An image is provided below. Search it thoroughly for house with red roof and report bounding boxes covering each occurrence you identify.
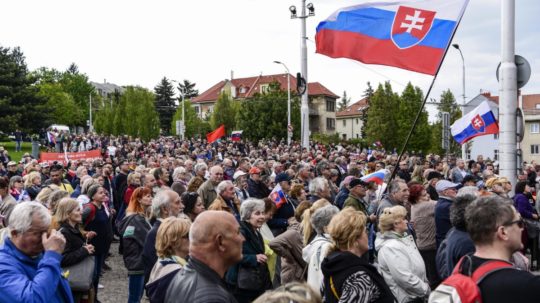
[335,98,368,140]
[191,73,339,134]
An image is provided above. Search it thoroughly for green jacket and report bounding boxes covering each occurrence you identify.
[343,194,368,215]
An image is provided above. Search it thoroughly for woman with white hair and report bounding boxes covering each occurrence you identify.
[226,198,272,303]
[375,205,429,303]
[303,204,339,292]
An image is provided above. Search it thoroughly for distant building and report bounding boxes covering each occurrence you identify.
[465,92,540,164]
[90,80,124,103]
[192,73,339,135]
[335,98,368,140]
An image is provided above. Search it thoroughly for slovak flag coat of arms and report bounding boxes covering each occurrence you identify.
[451,101,499,145]
[315,0,470,75]
[391,6,436,49]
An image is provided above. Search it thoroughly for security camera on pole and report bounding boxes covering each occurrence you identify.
[289,1,315,151]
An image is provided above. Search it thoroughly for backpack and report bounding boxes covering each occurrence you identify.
[429,255,512,303]
[83,203,97,226]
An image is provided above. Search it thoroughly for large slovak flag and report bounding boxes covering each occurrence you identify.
[451,101,499,145]
[315,0,469,75]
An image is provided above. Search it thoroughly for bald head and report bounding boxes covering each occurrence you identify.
[190,210,236,246]
[209,165,224,184]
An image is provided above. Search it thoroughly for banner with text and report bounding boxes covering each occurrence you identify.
[40,150,102,165]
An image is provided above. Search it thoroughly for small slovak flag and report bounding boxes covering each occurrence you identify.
[231,130,243,142]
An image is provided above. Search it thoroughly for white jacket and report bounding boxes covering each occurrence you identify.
[375,231,430,303]
[302,234,332,293]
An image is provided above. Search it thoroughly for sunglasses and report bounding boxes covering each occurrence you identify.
[503,218,524,229]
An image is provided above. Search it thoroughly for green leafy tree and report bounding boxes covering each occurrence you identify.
[365,82,400,150]
[36,82,83,126]
[397,83,431,153]
[154,77,176,134]
[59,63,95,125]
[0,46,48,134]
[171,100,211,138]
[236,81,301,141]
[360,82,374,138]
[210,92,237,131]
[177,79,199,99]
[430,89,463,155]
[338,91,350,111]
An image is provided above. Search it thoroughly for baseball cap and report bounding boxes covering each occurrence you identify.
[349,178,369,188]
[275,172,291,183]
[435,180,460,192]
[233,170,247,180]
[7,161,16,166]
[249,167,261,174]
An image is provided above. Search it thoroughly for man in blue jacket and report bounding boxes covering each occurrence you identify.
[0,201,73,303]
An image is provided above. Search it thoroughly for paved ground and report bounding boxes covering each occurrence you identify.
[98,242,130,303]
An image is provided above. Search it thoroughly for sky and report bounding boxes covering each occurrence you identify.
[2,0,539,121]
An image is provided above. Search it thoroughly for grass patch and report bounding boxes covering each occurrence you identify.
[0,141,34,162]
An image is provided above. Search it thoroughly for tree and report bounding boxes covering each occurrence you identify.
[154,77,176,134]
[430,89,463,155]
[360,82,374,138]
[338,91,350,111]
[365,82,400,150]
[210,92,237,131]
[396,83,431,153]
[236,81,301,141]
[36,82,83,126]
[0,46,49,134]
[59,63,95,126]
[171,100,211,138]
[177,79,199,99]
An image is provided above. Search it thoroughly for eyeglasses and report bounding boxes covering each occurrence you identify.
[503,218,524,229]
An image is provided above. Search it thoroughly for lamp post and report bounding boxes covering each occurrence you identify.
[171,79,185,140]
[452,43,467,160]
[290,1,315,151]
[274,61,291,146]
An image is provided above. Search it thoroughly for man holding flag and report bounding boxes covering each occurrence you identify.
[268,172,297,236]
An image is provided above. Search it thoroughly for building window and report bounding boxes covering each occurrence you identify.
[342,134,347,140]
[326,118,335,130]
[342,120,346,127]
[494,149,499,161]
[356,134,359,138]
[260,84,269,94]
[326,100,335,112]
[536,104,540,109]
[531,145,540,155]
[356,118,359,124]
[531,123,540,134]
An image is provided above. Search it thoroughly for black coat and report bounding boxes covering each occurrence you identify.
[59,222,90,267]
[247,178,270,199]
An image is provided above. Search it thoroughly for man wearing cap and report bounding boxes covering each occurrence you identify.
[343,179,370,215]
[6,161,19,180]
[233,171,250,203]
[247,167,270,199]
[434,179,459,248]
[268,172,296,235]
[426,171,443,201]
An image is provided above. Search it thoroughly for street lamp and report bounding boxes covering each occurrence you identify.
[289,1,315,151]
[452,43,467,160]
[171,79,185,140]
[274,61,292,146]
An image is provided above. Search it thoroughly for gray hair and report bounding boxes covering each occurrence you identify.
[151,190,172,219]
[216,180,233,194]
[309,177,329,195]
[240,198,265,221]
[194,162,208,173]
[8,201,51,234]
[388,180,405,196]
[311,205,339,235]
[172,166,186,181]
[81,177,99,195]
[457,186,479,198]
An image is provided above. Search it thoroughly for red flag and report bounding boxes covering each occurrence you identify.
[206,124,226,143]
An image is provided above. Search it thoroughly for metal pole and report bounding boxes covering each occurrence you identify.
[274,61,292,146]
[181,91,185,140]
[499,0,517,187]
[454,45,467,160]
[300,0,310,151]
[89,93,93,132]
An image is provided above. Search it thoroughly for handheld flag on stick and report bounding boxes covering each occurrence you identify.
[231,130,243,142]
[315,0,469,75]
[206,125,226,144]
[269,184,287,209]
[47,132,56,145]
[361,169,389,185]
[451,101,499,144]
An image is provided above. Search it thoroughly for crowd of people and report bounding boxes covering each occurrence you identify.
[1,134,540,303]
